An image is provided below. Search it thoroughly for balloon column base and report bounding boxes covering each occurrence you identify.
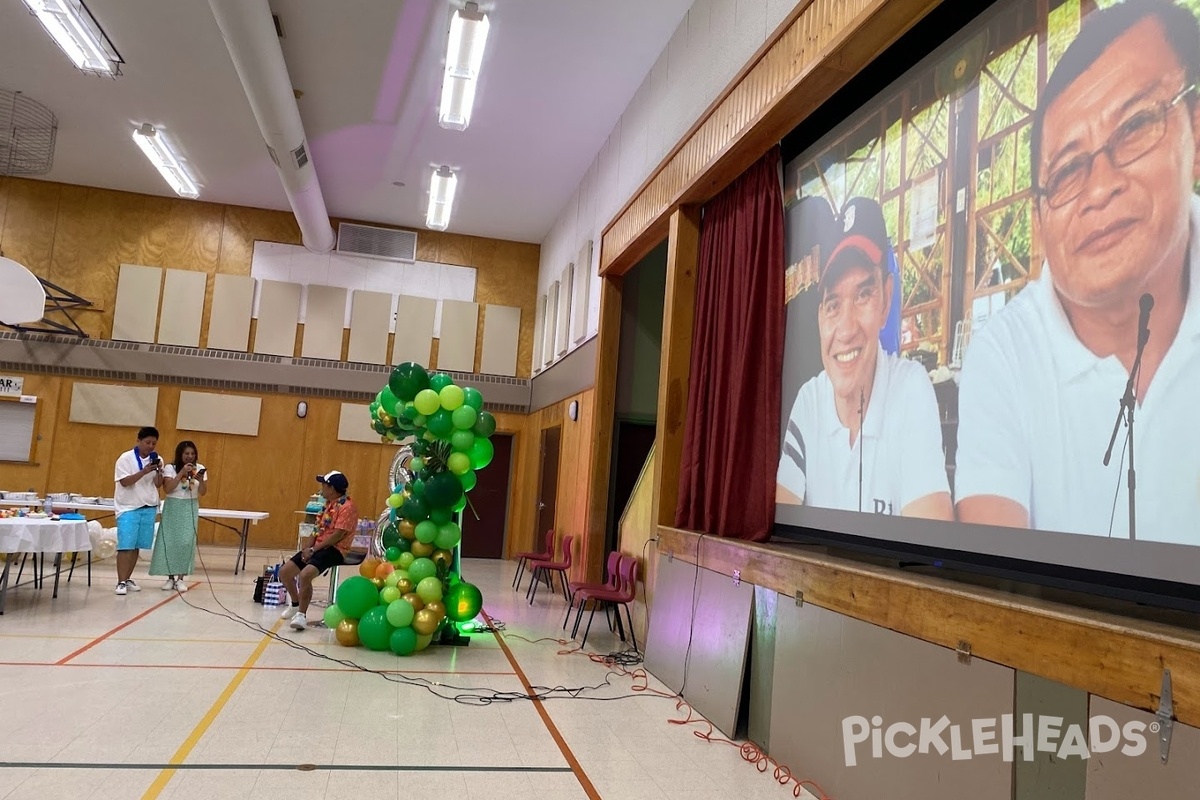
[436,627,470,647]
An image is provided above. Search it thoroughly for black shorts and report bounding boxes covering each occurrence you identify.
[290,548,345,575]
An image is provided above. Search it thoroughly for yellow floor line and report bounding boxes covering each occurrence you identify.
[139,620,282,799]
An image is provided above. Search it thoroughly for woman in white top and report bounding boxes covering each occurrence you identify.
[149,441,208,591]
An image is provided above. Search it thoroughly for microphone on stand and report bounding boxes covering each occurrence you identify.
[858,386,865,513]
[1103,292,1153,538]
[1138,292,1154,344]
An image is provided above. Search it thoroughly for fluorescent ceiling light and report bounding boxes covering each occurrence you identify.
[132,124,200,199]
[21,0,122,76]
[438,3,490,131]
[426,166,457,231]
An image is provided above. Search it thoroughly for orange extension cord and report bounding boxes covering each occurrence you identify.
[506,632,833,800]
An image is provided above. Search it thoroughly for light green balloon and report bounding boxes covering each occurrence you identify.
[408,557,437,583]
[434,521,462,550]
[416,576,444,603]
[414,388,441,416]
[386,599,415,628]
[439,384,465,411]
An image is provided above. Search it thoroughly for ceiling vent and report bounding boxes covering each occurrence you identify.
[337,223,417,263]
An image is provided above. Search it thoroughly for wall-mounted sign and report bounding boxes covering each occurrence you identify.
[0,376,24,397]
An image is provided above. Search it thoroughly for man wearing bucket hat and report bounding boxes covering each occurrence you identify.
[776,196,953,519]
[278,471,359,630]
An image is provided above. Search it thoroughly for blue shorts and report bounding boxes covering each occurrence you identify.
[117,506,158,551]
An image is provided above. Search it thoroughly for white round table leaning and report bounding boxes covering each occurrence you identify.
[0,518,91,614]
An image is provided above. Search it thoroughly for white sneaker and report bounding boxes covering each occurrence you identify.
[289,612,307,631]
[174,579,188,593]
[125,579,141,592]
[162,578,175,591]
[280,605,298,620]
[115,581,127,595]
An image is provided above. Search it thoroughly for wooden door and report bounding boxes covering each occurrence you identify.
[535,425,561,546]
[460,434,513,559]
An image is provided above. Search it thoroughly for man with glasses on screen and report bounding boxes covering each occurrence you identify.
[956,0,1200,544]
[776,197,953,520]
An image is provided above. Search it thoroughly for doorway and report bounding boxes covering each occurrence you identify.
[535,425,562,548]
[606,419,657,554]
[461,434,513,559]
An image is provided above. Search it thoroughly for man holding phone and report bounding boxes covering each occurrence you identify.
[113,426,164,595]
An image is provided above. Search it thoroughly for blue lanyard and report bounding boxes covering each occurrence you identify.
[133,448,144,470]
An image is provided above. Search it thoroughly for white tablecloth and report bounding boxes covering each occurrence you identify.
[0,519,91,554]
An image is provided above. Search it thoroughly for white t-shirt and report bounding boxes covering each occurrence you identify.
[954,195,1200,545]
[777,345,951,514]
[163,463,206,500]
[113,449,161,518]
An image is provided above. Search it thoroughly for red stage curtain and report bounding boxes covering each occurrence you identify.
[674,146,784,542]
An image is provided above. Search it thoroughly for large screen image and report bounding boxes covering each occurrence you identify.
[775,0,1200,587]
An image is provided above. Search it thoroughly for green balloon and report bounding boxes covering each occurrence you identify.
[408,557,437,583]
[323,604,347,628]
[411,413,428,429]
[454,496,466,512]
[385,546,403,563]
[447,452,471,476]
[409,478,425,498]
[460,470,477,493]
[451,405,477,431]
[450,429,475,453]
[445,581,484,622]
[398,552,415,570]
[427,409,454,438]
[386,599,415,628]
[473,410,497,438]
[416,576,444,603]
[336,576,380,620]
[462,386,484,411]
[469,437,494,470]
[414,389,441,416]
[434,521,462,550]
[402,496,429,522]
[358,606,394,651]
[429,373,454,393]
[380,386,400,415]
[410,457,425,473]
[389,362,430,402]
[389,625,418,656]
[425,471,463,508]
[415,520,438,544]
[392,537,411,555]
[430,507,453,526]
[440,384,465,412]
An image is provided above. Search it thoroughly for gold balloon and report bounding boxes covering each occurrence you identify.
[371,577,385,589]
[335,619,359,647]
[396,578,414,595]
[399,520,417,541]
[410,540,434,558]
[379,412,395,428]
[425,601,447,622]
[412,608,441,636]
[431,549,453,569]
[415,633,433,651]
[402,592,425,612]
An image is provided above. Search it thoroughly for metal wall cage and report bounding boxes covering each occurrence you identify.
[0,89,57,176]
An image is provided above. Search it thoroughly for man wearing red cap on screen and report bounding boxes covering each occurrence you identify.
[279,471,359,630]
[776,197,953,520]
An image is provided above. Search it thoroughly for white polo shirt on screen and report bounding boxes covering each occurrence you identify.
[954,196,1200,545]
[777,345,951,515]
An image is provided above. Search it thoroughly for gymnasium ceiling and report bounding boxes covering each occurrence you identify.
[0,0,693,243]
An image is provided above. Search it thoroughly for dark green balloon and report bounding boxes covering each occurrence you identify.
[430,507,453,526]
[388,362,430,402]
[425,471,463,508]
[401,496,429,522]
[427,409,454,438]
[381,523,401,549]
[473,410,497,438]
[462,386,484,411]
[409,478,425,498]
[429,372,454,393]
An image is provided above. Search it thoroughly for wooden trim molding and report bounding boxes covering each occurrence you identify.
[581,276,623,581]
[657,526,1200,728]
[599,0,942,276]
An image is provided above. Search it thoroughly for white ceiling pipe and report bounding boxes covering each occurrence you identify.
[207,0,335,253]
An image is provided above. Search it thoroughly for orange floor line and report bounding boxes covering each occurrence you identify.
[0,660,517,676]
[482,608,601,800]
[54,582,199,665]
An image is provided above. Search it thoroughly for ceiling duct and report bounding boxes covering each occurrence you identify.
[207,0,334,253]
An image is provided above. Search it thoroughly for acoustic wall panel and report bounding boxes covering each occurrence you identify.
[253,280,302,356]
[338,402,390,444]
[207,274,255,351]
[543,281,558,369]
[572,240,593,344]
[347,290,392,365]
[392,295,436,366]
[177,391,262,436]
[480,305,521,377]
[437,300,479,373]
[156,269,206,347]
[111,264,163,343]
[532,294,546,373]
[69,383,158,427]
[556,264,573,357]
[300,285,347,360]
